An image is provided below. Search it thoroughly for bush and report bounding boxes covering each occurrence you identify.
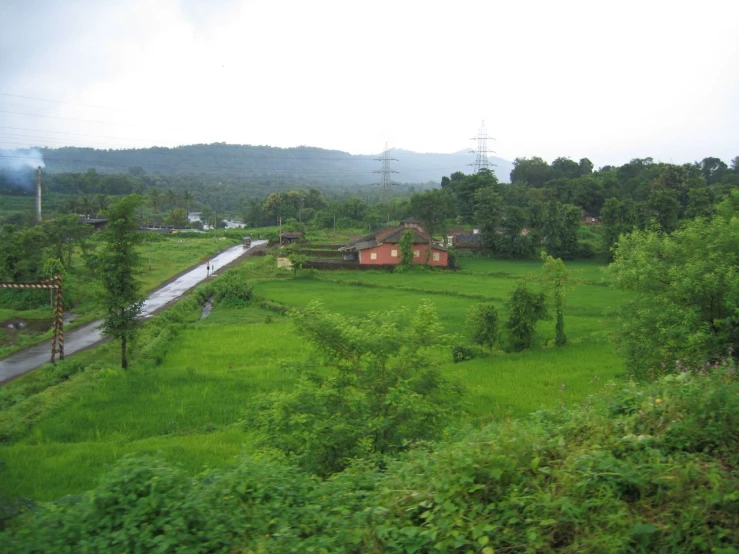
[213,271,253,308]
[451,344,478,363]
[467,302,499,349]
[446,247,460,269]
[255,301,462,475]
[505,281,549,352]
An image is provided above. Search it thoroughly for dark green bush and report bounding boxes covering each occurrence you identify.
[451,344,478,363]
[213,271,253,308]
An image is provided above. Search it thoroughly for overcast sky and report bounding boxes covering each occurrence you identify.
[1,0,737,167]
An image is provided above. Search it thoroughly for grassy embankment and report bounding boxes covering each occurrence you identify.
[0,234,239,358]
[0,254,629,500]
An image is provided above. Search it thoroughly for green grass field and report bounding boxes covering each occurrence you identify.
[0,255,629,501]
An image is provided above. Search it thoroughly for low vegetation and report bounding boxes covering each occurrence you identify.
[2,368,737,553]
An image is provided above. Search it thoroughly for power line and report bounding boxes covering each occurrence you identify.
[0,92,144,113]
[0,125,186,145]
[0,109,192,133]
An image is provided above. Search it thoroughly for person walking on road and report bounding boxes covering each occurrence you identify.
[206,262,210,276]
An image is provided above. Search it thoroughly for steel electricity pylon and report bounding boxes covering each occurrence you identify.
[469,120,496,173]
[374,143,399,203]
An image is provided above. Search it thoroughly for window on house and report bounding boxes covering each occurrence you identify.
[391,249,398,257]
[433,252,440,261]
[413,250,420,258]
[370,252,377,260]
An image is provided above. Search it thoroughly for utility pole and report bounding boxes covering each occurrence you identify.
[374,143,399,204]
[36,166,42,223]
[469,120,496,173]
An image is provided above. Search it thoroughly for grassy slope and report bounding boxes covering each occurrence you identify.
[0,256,629,500]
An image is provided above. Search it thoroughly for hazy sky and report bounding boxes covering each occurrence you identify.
[1,0,737,167]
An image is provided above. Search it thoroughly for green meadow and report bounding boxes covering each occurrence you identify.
[0,255,630,501]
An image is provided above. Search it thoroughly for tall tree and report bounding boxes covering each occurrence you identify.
[442,169,498,222]
[540,252,570,346]
[182,190,193,212]
[166,189,178,213]
[578,158,594,176]
[550,157,581,180]
[474,187,503,249]
[148,189,163,214]
[510,157,551,187]
[98,195,145,369]
[505,282,549,352]
[410,189,453,260]
[700,157,728,186]
[608,192,739,378]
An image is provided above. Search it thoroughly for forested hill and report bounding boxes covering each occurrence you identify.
[34,144,513,185]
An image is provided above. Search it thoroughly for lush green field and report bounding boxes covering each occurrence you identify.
[0,255,629,501]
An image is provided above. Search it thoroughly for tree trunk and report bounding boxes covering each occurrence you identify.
[121,336,128,369]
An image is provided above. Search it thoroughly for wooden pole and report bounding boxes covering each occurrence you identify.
[0,276,64,364]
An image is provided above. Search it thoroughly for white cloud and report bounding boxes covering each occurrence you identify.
[1,0,737,166]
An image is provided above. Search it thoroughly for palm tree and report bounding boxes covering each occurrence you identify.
[64,197,80,215]
[148,190,163,214]
[182,190,193,213]
[166,189,178,213]
[79,195,92,218]
[96,194,109,215]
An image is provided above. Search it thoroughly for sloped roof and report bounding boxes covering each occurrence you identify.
[343,223,448,252]
[357,224,430,245]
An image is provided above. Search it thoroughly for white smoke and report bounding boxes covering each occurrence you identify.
[0,148,45,191]
[0,148,45,171]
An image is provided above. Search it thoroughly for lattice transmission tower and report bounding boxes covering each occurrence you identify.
[469,120,496,173]
[374,143,399,203]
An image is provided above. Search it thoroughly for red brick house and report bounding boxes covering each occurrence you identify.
[340,221,448,267]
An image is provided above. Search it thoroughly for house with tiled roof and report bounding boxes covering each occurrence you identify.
[339,220,448,267]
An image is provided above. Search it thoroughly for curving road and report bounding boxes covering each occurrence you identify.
[0,240,267,384]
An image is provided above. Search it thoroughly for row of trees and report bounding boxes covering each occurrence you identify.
[0,215,92,284]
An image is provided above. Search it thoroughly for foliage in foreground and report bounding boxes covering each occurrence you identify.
[609,192,739,379]
[2,368,738,553]
[255,300,463,475]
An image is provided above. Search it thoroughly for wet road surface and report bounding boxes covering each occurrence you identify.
[0,240,267,384]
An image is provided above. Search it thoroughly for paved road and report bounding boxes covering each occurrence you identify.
[0,240,267,384]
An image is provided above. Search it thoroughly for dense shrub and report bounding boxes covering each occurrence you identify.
[212,271,253,308]
[609,196,739,379]
[3,370,738,553]
[255,301,462,475]
[467,302,500,349]
[505,281,549,352]
[451,343,478,363]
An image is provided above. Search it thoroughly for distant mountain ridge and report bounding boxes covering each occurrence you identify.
[31,144,513,185]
